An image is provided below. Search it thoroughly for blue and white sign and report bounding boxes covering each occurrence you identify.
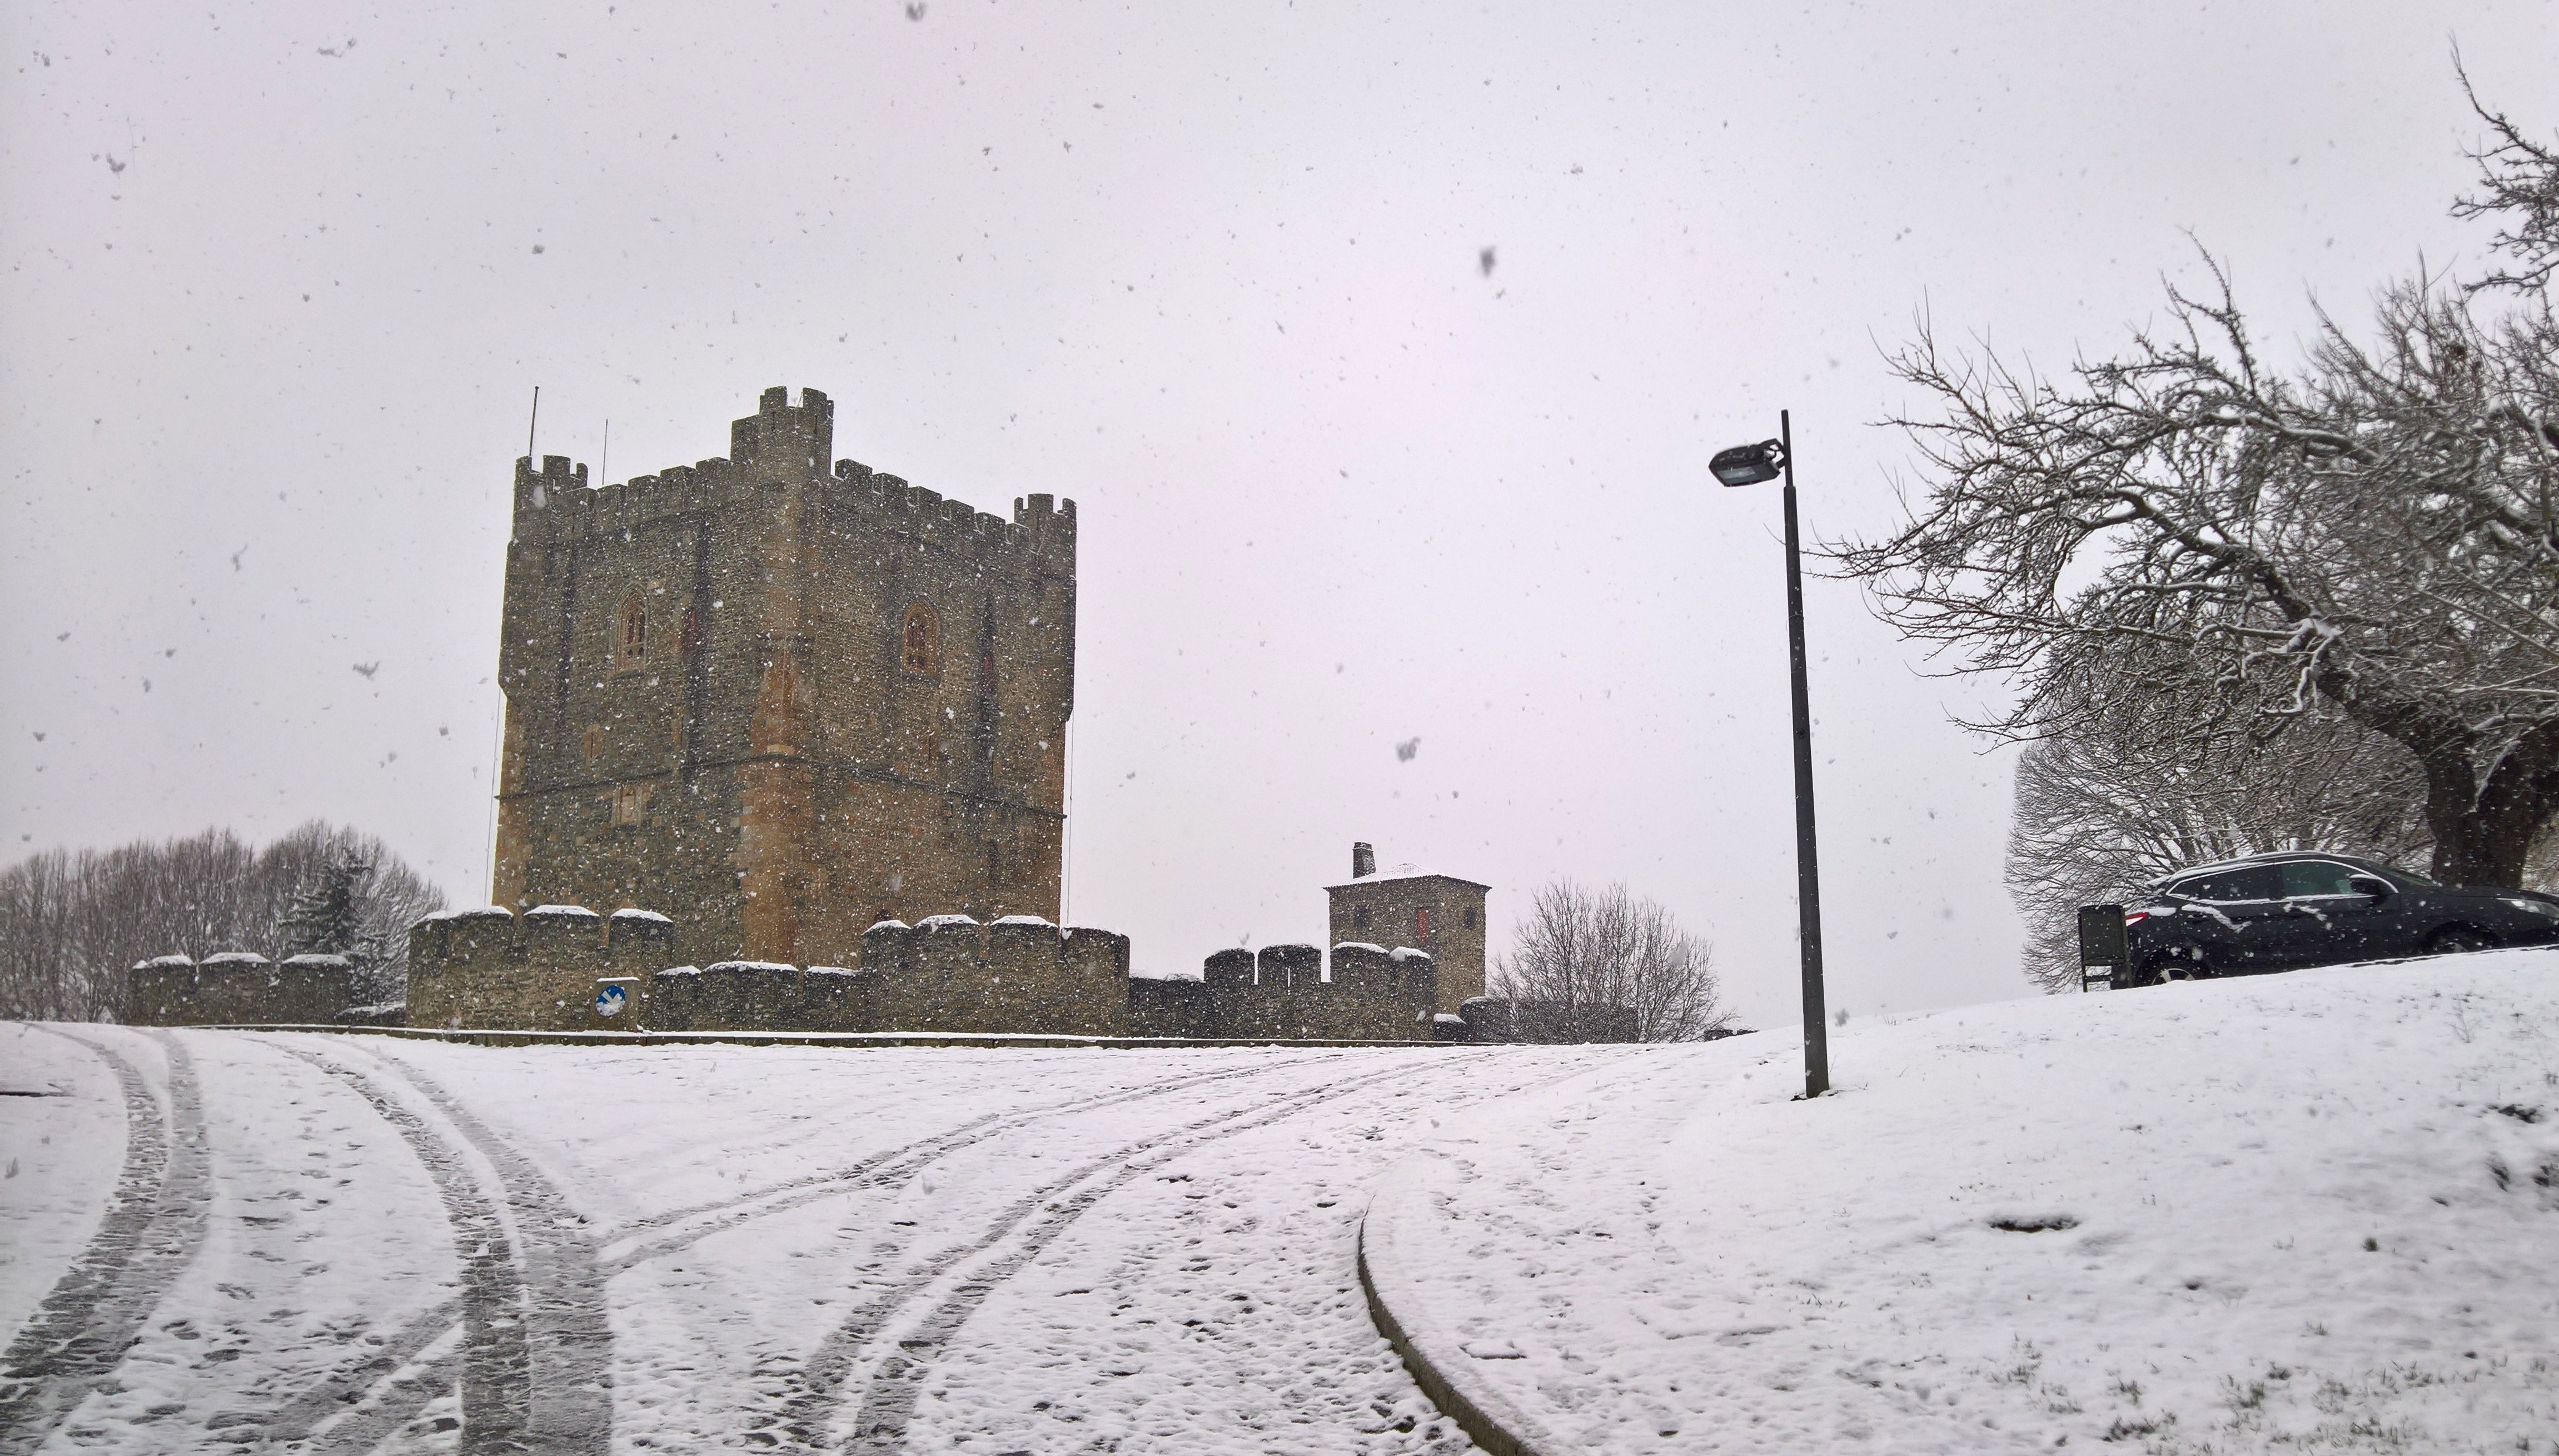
[595,984,628,1018]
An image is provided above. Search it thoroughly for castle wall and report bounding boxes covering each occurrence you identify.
[404,905,677,1031]
[125,905,1448,1040]
[1126,976,1217,1038]
[123,953,364,1026]
[858,916,1129,1036]
[127,956,198,1025]
[395,905,1432,1041]
[1151,942,1438,1041]
[491,386,1077,974]
[646,963,875,1034]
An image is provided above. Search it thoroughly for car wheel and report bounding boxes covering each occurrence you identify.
[2158,951,2211,983]
[2425,926,2497,956]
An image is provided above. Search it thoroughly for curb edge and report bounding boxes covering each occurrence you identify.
[1356,1208,1541,1456]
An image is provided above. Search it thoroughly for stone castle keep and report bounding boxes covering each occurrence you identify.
[492,386,1074,969]
[129,386,1511,1043]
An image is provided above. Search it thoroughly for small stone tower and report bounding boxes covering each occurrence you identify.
[1326,843,1489,1014]
[490,386,1077,969]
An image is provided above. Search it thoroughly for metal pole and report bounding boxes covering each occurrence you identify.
[1780,408,1830,1098]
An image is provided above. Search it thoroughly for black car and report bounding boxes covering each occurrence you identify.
[2091,851,2559,988]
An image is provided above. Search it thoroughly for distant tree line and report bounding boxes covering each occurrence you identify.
[1829,76,2559,991]
[0,822,447,1021]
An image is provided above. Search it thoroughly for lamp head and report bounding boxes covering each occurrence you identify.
[1711,439,1786,487]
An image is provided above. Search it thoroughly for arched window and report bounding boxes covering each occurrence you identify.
[901,602,940,676]
[617,592,648,663]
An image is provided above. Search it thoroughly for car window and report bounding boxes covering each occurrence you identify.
[2167,865,2282,902]
[2281,861,2363,897]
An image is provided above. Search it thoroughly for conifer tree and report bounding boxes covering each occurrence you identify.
[277,854,384,966]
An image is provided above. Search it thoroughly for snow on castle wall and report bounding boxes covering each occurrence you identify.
[132,905,1437,1041]
[402,904,1138,1035]
[404,904,678,1031]
[125,951,364,1026]
[397,906,1433,1039]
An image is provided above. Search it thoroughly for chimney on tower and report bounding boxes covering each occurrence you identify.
[1352,842,1376,879]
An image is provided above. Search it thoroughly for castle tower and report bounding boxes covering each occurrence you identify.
[489,386,1077,969]
[1326,844,1489,1014]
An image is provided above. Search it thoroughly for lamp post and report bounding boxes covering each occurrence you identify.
[1709,411,1829,1099]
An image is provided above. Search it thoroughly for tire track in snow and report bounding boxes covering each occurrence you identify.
[271,1046,537,1454]
[369,1051,616,1456]
[768,1055,1461,1452]
[258,1049,1362,1445]
[609,1053,1360,1271]
[845,1047,1631,1456]
[0,1029,210,1455]
[280,1317,468,1453]
[280,1043,612,1455]
[250,1297,461,1448]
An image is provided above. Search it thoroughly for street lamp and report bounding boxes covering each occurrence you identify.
[1711,410,1829,1099]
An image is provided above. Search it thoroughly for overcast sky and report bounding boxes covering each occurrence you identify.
[4,0,2553,1026]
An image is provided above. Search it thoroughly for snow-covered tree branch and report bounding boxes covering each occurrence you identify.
[1833,98,2559,887]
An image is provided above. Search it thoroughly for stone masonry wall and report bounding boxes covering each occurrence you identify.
[646,963,874,1033]
[1326,874,1489,1015]
[1129,943,1438,1041]
[490,386,1077,975]
[125,953,364,1026]
[857,916,1131,1036]
[405,906,1136,1036]
[405,904,678,1031]
[401,906,1433,1040]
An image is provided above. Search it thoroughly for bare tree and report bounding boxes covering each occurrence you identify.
[0,822,447,1020]
[1491,880,1729,1042]
[0,849,92,1022]
[1832,94,2559,888]
[2454,68,2559,295]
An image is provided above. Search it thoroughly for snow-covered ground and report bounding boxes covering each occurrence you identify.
[1365,951,2559,1455]
[0,1027,1631,1453]
[7,955,2552,1454]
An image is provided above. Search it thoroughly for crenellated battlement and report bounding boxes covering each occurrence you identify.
[728,385,834,480]
[856,915,1129,1036]
[502,386,1075,577]
[1129,942,1439,1040]
[125,951,366,1026]
[397,902,1431,1041]
[406,904,677,1031]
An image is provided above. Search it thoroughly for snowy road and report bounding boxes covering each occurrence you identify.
[0,1026,1634,1454]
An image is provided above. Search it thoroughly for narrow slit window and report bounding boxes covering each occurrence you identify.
[902,602,941,676]
[618,592,648,662]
